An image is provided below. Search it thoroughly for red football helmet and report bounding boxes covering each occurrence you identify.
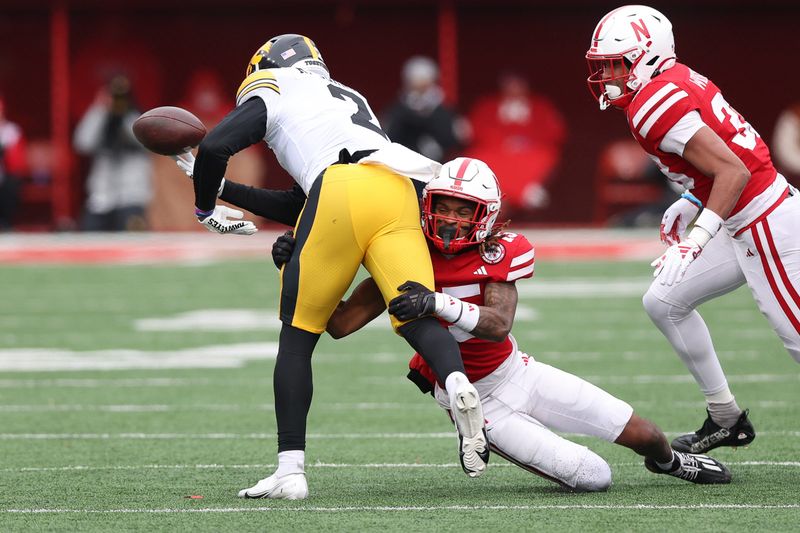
[422,157,502,253]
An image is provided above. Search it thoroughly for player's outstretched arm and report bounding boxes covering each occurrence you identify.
[326,278,387,339]
[193,98,267,212]
[220,182,306,227]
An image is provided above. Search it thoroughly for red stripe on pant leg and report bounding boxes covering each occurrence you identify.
[761,218,800,313]
[489,444,571,490]
[751,224,800,335]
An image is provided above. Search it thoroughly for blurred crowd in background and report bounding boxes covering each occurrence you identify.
[1,1,798,232]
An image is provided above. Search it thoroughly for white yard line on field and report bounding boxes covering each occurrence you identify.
[0,343,278,371]
[0,372,795,390]
[2,461,799,474]
[359,373,800,386]
[1,431,799,440]
[2,504,799,514]
[0,402,433,413]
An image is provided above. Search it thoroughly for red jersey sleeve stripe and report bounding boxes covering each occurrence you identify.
[631,82,679,128]
[639,90,688,138]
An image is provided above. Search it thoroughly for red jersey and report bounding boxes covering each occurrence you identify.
[626,63,778,221]
[408,232,535,387]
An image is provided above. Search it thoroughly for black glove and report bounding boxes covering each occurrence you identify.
[387,280,436,321]
[272,230,296,269]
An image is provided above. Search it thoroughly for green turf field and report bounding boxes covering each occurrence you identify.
[1,259,798,531]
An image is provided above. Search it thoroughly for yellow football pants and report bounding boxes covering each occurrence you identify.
[280,163,434,334]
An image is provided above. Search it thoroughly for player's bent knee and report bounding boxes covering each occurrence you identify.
[573,450,612,492]
[642,289,667,320]
[786,342,800,364]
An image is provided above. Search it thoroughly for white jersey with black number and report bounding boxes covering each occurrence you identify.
[235,67,391,194]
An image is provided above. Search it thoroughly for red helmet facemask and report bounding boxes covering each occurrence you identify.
[422,193,489,254]
[585,52,640,110]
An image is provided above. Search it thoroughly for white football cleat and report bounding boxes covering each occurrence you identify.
[450,380,489,477]
[237,472,308,500]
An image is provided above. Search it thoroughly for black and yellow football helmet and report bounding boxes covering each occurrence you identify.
[246,34,327,77]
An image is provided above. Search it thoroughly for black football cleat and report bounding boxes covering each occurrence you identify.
[671,409,755,454]
[645,451,732,484]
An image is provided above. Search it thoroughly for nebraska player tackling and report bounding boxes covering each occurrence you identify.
[308,157,731,490]
[587,5,800,453]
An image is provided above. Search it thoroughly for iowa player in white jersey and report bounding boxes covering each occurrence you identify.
[189,34,488,500]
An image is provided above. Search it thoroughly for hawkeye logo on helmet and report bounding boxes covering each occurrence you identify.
[281,49,297,60]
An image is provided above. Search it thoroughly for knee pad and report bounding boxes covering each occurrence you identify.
[572,448,612,492]
[642,288,691,323]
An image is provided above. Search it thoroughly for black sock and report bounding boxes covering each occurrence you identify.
[398,317,465,383]
[273,324,320,452]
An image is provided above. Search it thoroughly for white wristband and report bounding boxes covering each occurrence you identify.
[434,292,480,332]
[688,207,723,247]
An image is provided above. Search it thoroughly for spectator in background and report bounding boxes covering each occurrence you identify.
[383,56,467,163]
[74,75,152,231]
[0,96,27,230]
[466,72,566,218]
[148,69,266,231]
[772,103,800,185]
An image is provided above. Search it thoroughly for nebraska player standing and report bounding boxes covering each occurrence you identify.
[309,157,731,490]
[587,5,800,453]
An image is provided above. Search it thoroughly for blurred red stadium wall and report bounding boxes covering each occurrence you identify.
[3,0,800,227]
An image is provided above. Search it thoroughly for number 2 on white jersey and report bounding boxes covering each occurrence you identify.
[711,93,759,150]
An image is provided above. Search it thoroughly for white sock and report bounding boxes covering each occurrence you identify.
[655,450,676,471]
[707,397,742,428]
[444,371,469,401]
[275,450,305,476]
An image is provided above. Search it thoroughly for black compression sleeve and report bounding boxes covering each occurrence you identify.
[193,98,267,211]
[219,182,306,226]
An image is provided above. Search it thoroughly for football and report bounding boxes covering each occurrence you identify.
[132,106,206,156]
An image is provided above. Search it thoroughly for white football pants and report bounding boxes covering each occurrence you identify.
[434,349,633,492]
[644,186,800,396]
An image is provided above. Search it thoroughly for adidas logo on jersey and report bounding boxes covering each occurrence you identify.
[473,266,488,276]
[746,248,756,258]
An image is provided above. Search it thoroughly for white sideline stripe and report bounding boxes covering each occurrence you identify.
[639,91,688,138]
[3,461,799,474]
[2,431,800,440]
[3,504,799,514]
[631,83,679,127]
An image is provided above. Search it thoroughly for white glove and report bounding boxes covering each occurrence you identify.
[172,151,195,177]
[660,197,700,245]
[651,239,703,285]
[196,205,257,235]
[172,151,225,196]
